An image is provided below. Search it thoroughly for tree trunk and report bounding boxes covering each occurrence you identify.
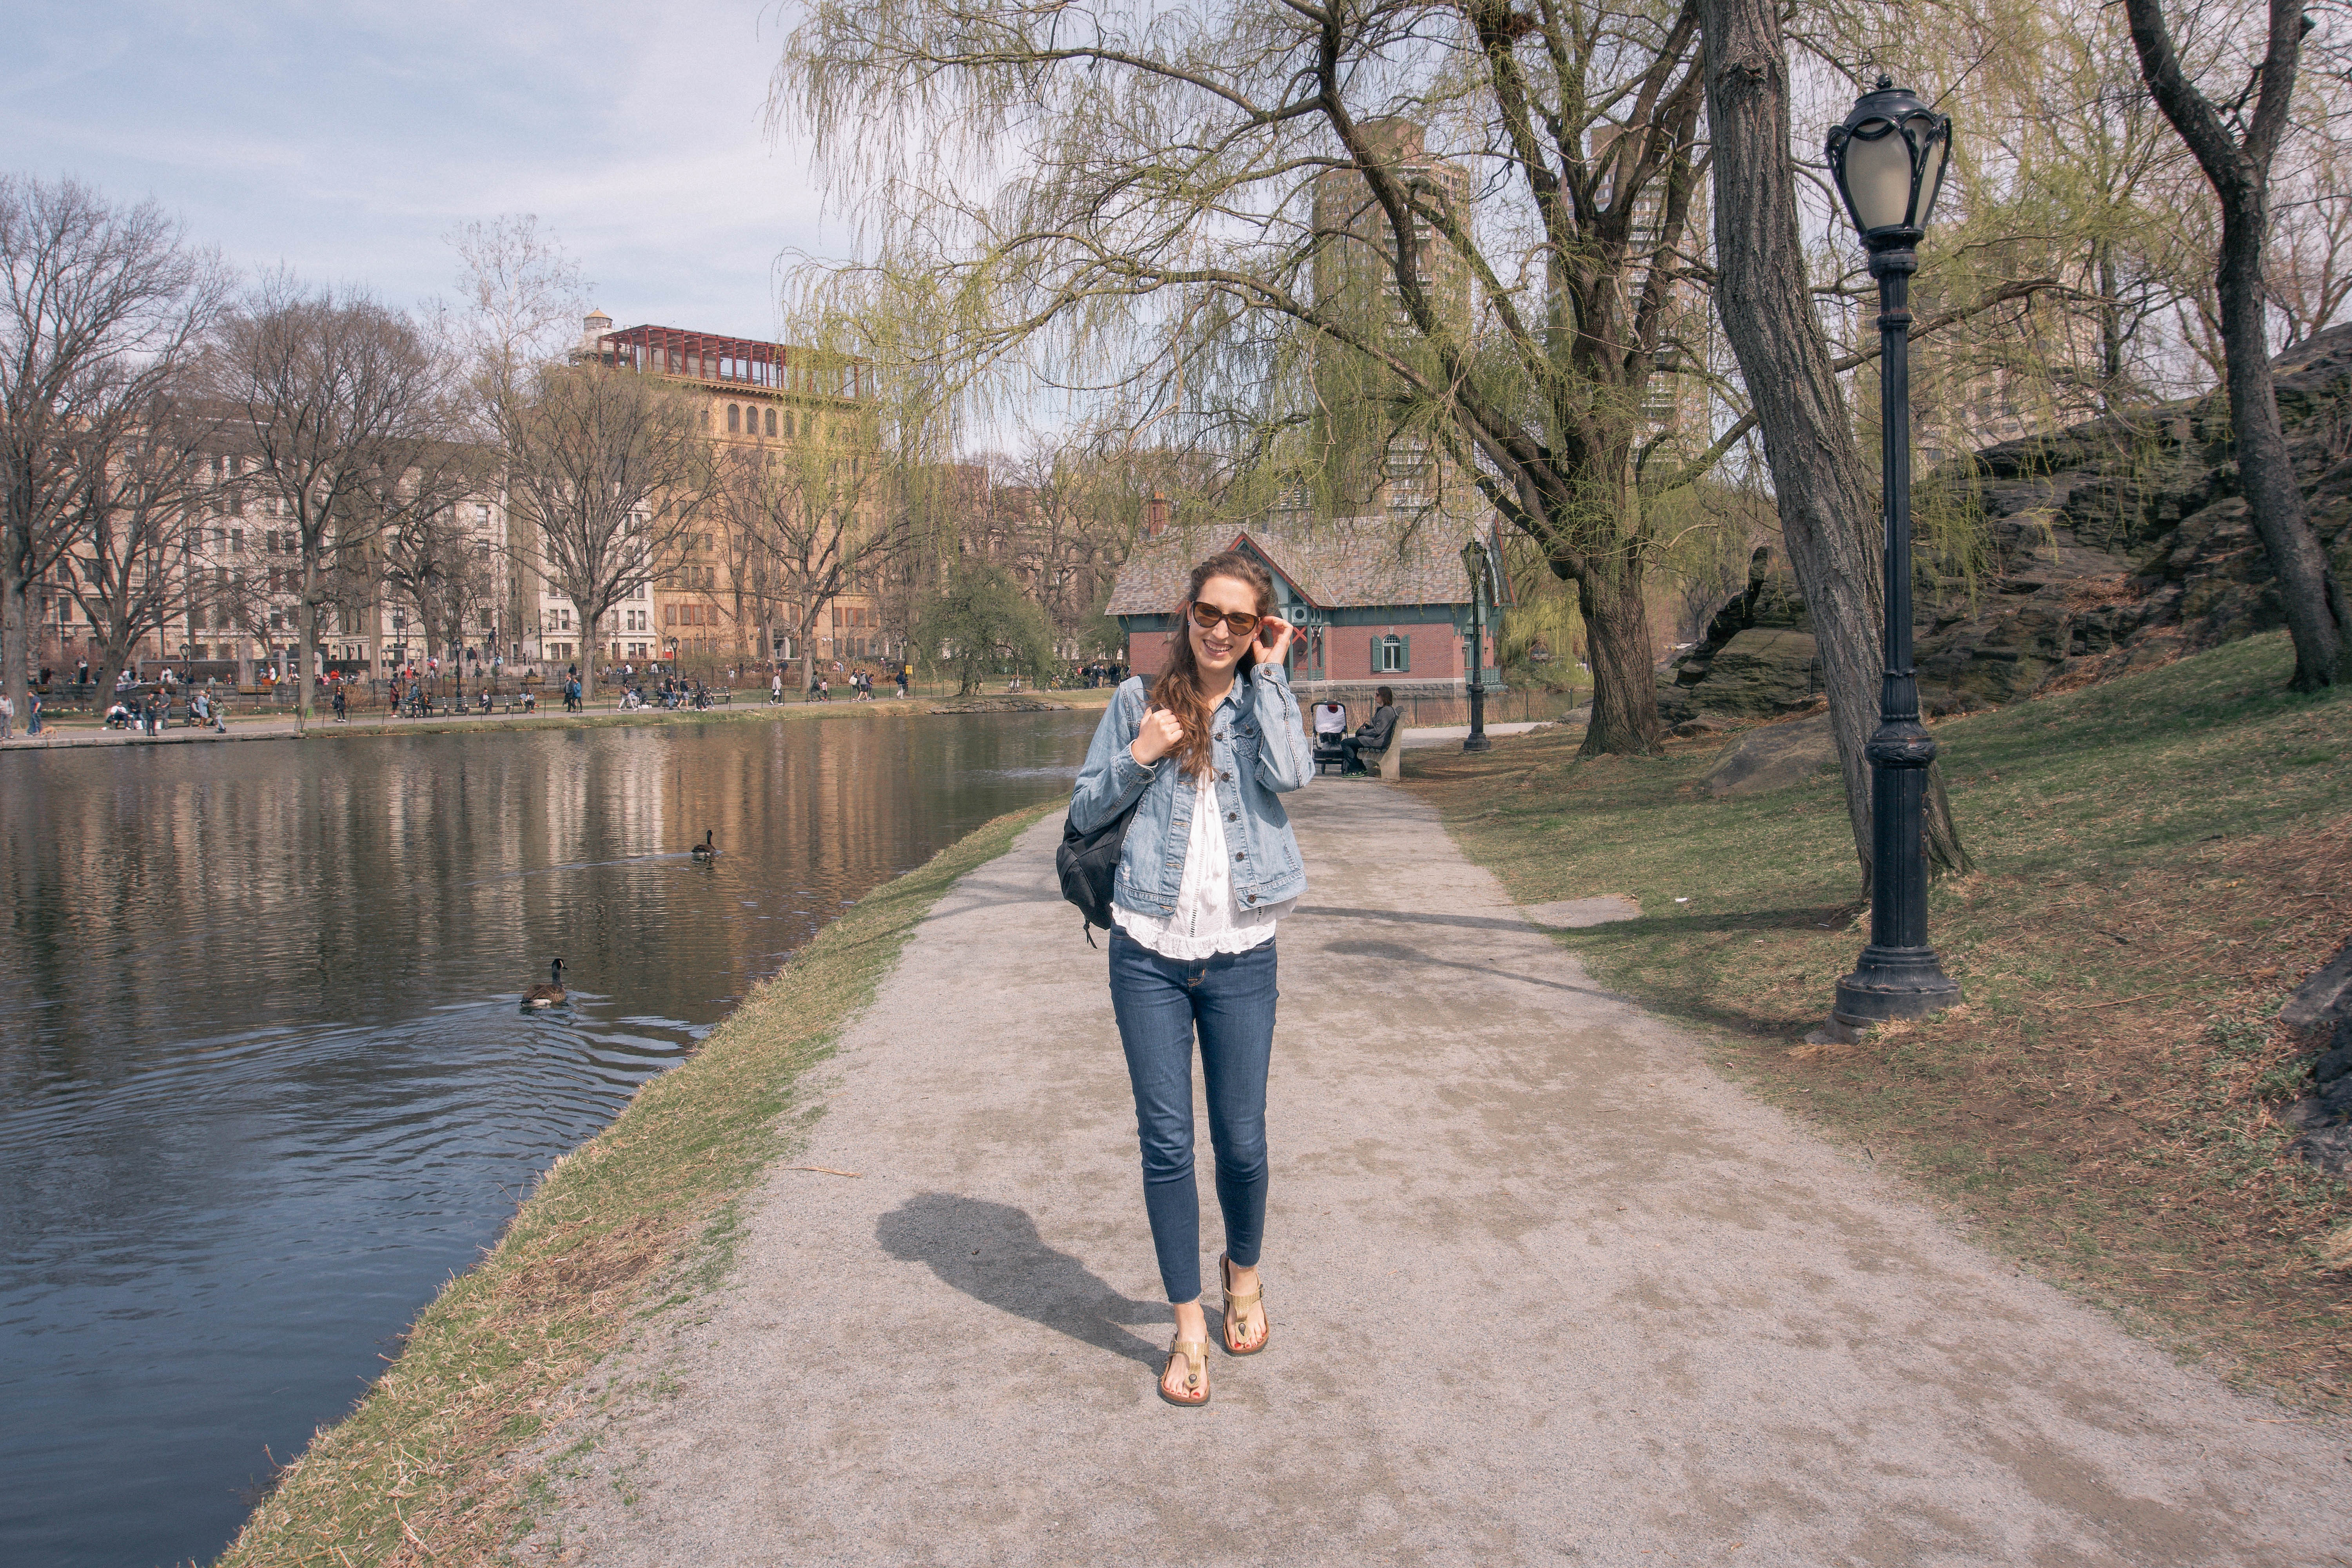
[2096,241,2125,411]
[296,554,315,734]
[1574,557,1664,758]
[1701,0,1972,882]
[89,638,133,721]
[2127,0,2352,691]
[2,553,28,735]
[2214,194,2351,689]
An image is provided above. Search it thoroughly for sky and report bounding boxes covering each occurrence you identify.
[3,0,845,341]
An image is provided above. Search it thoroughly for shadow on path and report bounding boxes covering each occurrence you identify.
[1318,936,1619,1002]
[876,1192,1167,1368]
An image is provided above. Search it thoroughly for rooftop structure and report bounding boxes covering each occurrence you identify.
[582,322,866,401]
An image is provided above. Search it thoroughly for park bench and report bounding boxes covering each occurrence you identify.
[1355,727,1403,781]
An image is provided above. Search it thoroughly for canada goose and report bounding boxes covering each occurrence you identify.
[523,958,566,1007]
[691,829,717,861]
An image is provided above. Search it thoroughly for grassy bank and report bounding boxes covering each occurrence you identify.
[218,801,1059,1567]
[1405,630,2349,1406]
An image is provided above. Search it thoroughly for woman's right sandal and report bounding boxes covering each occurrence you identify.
[1220,1253,1270,1356]
[1159,1336,1211,1407]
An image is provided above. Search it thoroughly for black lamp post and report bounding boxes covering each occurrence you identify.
[1826,77,1961,1027]
[1459,537,1492,753]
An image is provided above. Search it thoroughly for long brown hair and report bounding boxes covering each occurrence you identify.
[1150,550,1275,777]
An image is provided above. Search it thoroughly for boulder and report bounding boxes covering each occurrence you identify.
[1661,546,1819,724]
[2291,1123,2352,1178]
[1690,628,1820,717]
[2312,1037,2352,1087]
[2280,938,2352,1029]
[1700,712,1836,798]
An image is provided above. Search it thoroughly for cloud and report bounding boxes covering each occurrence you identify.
[0,0,843,337]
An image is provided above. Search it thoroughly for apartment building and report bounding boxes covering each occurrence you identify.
[572,314,886,674]
[34,444,520,684]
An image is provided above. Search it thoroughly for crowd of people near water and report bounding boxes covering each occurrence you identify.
[2,653,1138,744]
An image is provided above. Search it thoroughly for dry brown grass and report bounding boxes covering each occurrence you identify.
[1407,630,2350,1407]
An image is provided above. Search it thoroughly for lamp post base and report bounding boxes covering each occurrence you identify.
[1833,943,1961,1026]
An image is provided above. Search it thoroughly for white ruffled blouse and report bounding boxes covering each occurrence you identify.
[1114,750,1296,960]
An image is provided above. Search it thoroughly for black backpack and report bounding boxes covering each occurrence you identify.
[1056,793,1142,943]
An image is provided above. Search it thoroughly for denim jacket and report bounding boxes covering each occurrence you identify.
[1069,667,1313,917]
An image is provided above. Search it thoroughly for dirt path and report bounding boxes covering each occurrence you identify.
[525,785,2350,1567]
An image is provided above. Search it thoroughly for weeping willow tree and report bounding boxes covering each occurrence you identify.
[777,0,1741,755]
[761,259,991,687]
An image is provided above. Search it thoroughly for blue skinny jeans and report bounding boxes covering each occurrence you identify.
[1107,931,1278,1304]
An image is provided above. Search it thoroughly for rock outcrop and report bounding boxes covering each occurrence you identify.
[2283,941,2352,1177]
[1664,322,2352,724]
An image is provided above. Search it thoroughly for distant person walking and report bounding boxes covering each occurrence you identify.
[771,671,783,704]
[1067,548,1311,1407]
[0,691,13,741]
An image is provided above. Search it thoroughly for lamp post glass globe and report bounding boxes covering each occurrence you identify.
[1825,75,1961,1028]
[1825,77,1950,251]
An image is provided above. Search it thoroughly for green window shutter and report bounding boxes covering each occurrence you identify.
[1401,634,1411,672]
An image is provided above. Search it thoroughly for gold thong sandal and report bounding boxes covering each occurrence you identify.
[1160,1335,1211,1407]
[1220,1254,1270,1356]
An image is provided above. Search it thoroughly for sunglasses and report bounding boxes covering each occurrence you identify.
[1188,602,1263,637]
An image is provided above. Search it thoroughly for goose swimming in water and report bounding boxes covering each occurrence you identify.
[691,829,717,861]
[523,958,566,1007]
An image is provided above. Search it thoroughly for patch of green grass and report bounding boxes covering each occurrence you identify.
[217,801,1059,1567]
[1408,631,2350,1404]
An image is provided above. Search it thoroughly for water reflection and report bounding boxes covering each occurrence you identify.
[0,709,1092,1568]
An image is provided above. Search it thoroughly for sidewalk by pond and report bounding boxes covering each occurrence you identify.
[0,691,1112,751]
[519,783,2349,1567]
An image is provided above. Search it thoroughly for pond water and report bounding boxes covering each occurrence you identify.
[0,709,1096,1568]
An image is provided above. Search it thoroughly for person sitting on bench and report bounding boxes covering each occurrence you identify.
[1341,687,1400,775]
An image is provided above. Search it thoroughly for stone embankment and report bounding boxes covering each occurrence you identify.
[1664,322,2352,727]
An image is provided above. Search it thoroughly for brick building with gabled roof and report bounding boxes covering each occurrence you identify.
[1105,509,1509,704]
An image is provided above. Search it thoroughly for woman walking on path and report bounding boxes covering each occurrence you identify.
[1067,550,1313,1406]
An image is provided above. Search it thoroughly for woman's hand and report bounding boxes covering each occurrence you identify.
[1130,705,1185,766]
[1255,615,1296,667]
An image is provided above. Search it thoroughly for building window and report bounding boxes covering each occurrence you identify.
[1376,633,1410,673]
[764,407,777,436]
[728,403,741,434]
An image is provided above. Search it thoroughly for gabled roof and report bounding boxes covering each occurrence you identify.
[1106,514,1510,617]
